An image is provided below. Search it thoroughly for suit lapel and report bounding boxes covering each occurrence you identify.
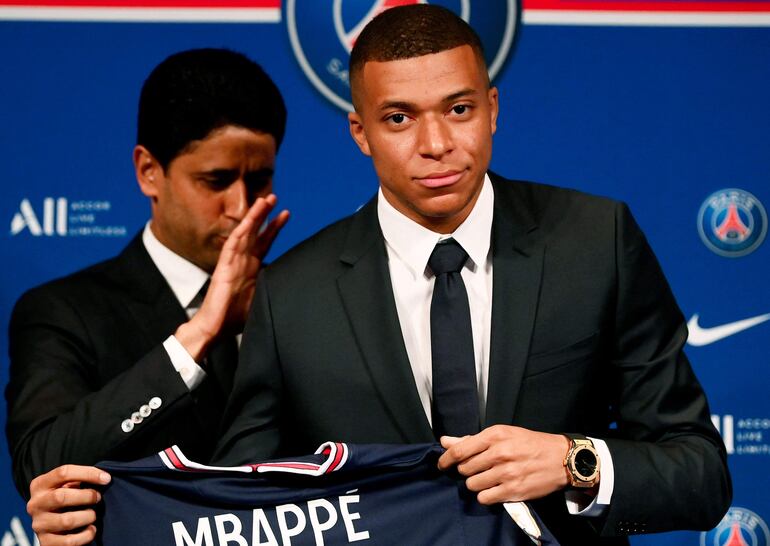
[485,175,545,427]
[114,234,190,348]
[336,199,434,443]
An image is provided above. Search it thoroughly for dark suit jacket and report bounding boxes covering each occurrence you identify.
[214,175,730,544]
[6,234,233,499]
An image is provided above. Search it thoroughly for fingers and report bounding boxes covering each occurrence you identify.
[438,433,519,503]
[32,506,98,536]
[243,194,278,235]
[438,426,571,503]
[27,465,110,546]
[464,462,526,502]
[242,194,282,238]
[439,435,463,449]
[222,195,289,261]
[29,465,110,496]
[437,432,491,470]
[475,482,518,505]
[36,524,97,546]
[29,486,102,513]
[222,194,273,240]
[254,209,290,259]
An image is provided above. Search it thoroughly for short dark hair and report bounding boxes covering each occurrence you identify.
[349,5,487,107]
[137,48,286,169]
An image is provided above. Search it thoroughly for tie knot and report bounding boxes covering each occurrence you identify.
[428,239,468,276]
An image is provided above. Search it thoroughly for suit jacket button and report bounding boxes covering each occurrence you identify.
[131,412,143,424]
[149,397,162,410]
[121,419,134,433]
[139,405,151,418]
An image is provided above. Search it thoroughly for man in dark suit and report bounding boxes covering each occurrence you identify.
[214,6,730,544]
[5,48,288,545]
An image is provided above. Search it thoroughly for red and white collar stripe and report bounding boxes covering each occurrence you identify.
[159,442,349,476]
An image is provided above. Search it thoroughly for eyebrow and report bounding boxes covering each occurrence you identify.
[445,88,478,102]
[377,88,479,112]
[198,169,237,178]
[197,167,274,177]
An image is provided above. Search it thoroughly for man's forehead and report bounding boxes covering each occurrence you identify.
[165,126,276,175]
[358,47,487,107]
[361,45,480,74]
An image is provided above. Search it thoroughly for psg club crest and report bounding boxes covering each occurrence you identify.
[285,0,519,112]
[697,188,767,258]
[701,507,770,546]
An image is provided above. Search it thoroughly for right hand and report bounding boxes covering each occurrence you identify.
[27,465,111,546]
[175,194,289,361]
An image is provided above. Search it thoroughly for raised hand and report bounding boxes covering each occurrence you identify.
[175,194,289,361]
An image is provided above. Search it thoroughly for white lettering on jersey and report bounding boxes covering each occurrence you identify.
[173,517,214,546]
[171,494,370,545]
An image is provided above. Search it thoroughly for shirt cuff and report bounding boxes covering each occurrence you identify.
[503,502,548,544]
[565,437,614,517]
[163,335,207,390]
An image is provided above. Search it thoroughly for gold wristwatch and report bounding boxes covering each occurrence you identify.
[563,434,600,488]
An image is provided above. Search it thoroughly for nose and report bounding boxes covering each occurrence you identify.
[417,115,453,159]
[224,179,249,221]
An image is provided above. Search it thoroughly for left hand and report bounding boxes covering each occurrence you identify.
[437,425,570,504]
[27,464,111,546]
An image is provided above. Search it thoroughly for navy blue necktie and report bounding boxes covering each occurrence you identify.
[429,239,480,439]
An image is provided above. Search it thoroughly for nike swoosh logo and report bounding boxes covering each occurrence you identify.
[687,313,770,347]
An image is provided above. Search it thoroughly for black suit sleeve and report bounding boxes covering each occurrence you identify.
[213,274,283,466]
[597,202,731,535]
[5,288,192,499]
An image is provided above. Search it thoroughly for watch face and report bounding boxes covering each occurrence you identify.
[574,447,597,478]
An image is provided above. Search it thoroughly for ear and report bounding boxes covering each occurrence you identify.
[348,112,372,157]
[488,86,499,136]
[133,145,164,200]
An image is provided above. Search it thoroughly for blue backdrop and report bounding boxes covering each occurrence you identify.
[1,1,768,544]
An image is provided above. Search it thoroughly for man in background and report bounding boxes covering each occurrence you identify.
[5,48,288,545]
[214,6,730,544]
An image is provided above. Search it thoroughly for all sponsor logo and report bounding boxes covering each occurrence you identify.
[286,0,519,112]
[697,188,767,258]
[9,197,127,238]
[712,414,770,456]
[701,507,770,546]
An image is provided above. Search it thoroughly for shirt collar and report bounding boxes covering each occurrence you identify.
[142,222,209,309]
[377,174,494,278]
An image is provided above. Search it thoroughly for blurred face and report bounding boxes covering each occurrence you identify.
[135,125,276,272]
[349,45,498,233]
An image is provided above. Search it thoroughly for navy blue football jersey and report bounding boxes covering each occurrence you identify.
[92,442,559,546]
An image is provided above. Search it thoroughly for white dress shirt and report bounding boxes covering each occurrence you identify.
[377,175,613,514]
[378,175,494,424]
[142,223,208,390]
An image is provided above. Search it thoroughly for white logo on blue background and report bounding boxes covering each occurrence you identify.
[286,0,518,112]
[8,197,126,238]
[701,507,770,546]
[697,188,767,258]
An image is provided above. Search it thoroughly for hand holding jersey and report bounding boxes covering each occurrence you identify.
[26,466,110,546]
[438,427,572,504]
[27,198,287,546]
[94,443,561,546]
